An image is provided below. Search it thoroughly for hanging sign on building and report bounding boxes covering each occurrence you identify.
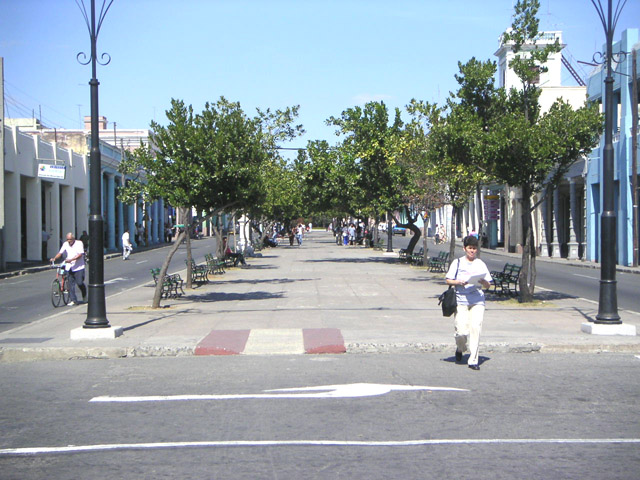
[38,163,66,180]
[484,195,500,221]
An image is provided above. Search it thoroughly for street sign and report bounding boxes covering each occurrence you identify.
[37,164,66,180]
[484,195,500,221]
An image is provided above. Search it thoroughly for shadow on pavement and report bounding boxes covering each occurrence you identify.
[188,291,285,302]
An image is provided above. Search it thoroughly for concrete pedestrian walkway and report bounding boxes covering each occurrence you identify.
[1,232,638,362]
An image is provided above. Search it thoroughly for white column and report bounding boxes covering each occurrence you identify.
[551,188,562,258]
[106,174,116,251]
[4,172,20,263]
[43,181,61,259]
[567,179,580,259]
[75,187,88,236]
[25,177,41,261]
[60,185,75,242]
[116,177,124,249]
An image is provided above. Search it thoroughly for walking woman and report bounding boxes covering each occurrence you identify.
[445,235,492,370]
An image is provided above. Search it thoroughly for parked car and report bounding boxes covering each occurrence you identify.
[392,226,407,236]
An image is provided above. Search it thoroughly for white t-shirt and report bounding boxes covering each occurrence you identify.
[445,256,492,306]
[57,240,85,272]
[122,231,132,247]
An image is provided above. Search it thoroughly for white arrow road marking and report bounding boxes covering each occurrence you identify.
[1,438,639,456]
[104,277,128,285]
[90,383,468,403]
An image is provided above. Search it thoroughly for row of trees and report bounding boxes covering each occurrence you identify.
[121,0,602,307]
[296,0,602,302]
[118,97,305,307]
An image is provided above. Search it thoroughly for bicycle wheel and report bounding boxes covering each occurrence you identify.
[62,278,71,305]
[51,279,62,307]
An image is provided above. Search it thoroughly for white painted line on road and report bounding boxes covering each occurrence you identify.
[578,297,599,305]
[573,273,598,280]
[2,438,639,456]
[536,286,552,291]
[90,383,469,403]
[3,279,29,285]
[104,277,127,285]
[136,260,148,264]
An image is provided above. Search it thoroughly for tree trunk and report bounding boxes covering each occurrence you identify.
[476,184,484,236]
[449,206,457,268]
[421,213,429,261]
[152,230,186,308]
[518,187,537,302]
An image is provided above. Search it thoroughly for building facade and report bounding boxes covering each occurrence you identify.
[2,125,88,265]
[585,28,639,266]
[1,121,167,269]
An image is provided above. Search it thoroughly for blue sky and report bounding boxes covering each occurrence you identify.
[1,0,639,148]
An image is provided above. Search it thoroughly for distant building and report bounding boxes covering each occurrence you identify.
[585,28,639,266]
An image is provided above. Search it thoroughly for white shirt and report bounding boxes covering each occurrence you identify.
[57,240,85,272]
[445,256,492,306]
[122,231,132,247]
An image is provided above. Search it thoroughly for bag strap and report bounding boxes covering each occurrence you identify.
[454,259,460,279]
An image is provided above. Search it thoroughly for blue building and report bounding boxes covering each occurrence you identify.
[586,29,639,266]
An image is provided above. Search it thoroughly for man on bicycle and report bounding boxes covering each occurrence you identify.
[50,233,87,305]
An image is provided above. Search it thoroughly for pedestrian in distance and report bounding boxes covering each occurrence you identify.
[122,229,133,260]
[50,233,87,306]
[223,236,248,267]
[445,235,492,371]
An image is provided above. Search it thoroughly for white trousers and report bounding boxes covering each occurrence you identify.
[123,246,132,260]
[454,304,485,366]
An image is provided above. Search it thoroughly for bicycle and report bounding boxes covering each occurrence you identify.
[51,262,71,307]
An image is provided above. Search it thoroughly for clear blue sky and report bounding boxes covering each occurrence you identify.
[2,0,639,148]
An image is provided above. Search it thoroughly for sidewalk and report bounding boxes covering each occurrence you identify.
[1,231,638,362]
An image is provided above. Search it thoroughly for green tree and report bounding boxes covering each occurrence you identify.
[327,101,406,240]
[119,97,272,307]
[489,0,603,301]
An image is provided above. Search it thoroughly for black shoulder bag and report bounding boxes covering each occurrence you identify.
[438,259,459,317]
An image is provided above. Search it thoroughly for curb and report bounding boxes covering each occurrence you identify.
[1,342,638,363]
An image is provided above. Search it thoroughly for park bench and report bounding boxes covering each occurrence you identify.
[427,251,450,272]
[205,253,226,275]
[491,263,521,296]
[186,259,209,284]
[409,247,425,266]
[398,248,409,262]
[150,268,184,299]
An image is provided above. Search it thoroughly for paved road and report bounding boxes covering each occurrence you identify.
[0,237,219,333]
[1,353,638,478]
[392,235,640,315]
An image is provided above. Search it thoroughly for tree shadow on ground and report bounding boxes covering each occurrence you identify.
[402,275,445,284]
[305,257,397,265]
[188,291,285,302]
[213,278,314,286]
[485,289,578,303]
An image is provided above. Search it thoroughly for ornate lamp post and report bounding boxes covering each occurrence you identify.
[76,0,114,328]
[590,0,627,324]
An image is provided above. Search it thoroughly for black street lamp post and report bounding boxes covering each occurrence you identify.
[76,0,114,328]
[590,0,627,324]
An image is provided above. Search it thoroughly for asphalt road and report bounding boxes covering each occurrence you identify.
[0,237,220,333]
[0,353,638,478]
[391,234,640,315]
